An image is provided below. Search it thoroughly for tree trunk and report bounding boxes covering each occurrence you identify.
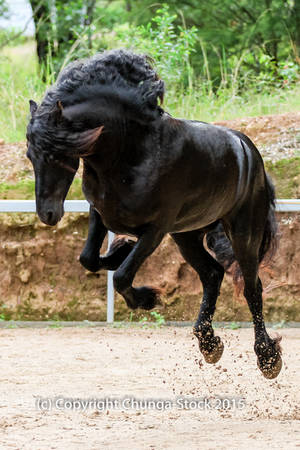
[29,0,52,68]
[84,0,96,49]
[292,0,300,63]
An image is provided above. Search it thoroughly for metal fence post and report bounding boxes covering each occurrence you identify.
[106,231,115,323]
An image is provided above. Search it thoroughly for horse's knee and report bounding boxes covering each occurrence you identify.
[113,269,131,294]
[79,249,100,272]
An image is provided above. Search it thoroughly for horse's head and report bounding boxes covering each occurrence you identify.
[26,100,81,226]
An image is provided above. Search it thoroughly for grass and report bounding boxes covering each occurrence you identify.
[168,85,300,123]
[0,42,46,143]
[0,179,35,199]
[0,178,84,200]
[139,311,166,328]
[265,157,300,198]
[0,41,300,143]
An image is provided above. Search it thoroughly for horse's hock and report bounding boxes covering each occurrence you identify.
[0,212,299,322]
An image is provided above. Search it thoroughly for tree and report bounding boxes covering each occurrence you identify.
[126,0,300,84]
[0,0,8,17]
[291,0,300,63]
[28,0,96,75]
[29,0,52,68]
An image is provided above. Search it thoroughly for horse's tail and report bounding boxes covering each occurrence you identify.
[206,174,279,287]
[258,173,279,265]
[205,223,235,271]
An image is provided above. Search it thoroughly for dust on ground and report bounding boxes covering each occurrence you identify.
[0,327,299,449]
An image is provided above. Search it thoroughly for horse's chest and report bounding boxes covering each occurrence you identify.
[83,176,155,232]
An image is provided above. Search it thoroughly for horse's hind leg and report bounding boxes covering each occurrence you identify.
[101,237,136,271]
[224,209,282,379]
[172,230,225,363]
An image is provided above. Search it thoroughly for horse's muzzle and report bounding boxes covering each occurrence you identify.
[37,201,64,226]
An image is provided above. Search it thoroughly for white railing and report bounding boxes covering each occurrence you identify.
[0,198,299,323]
[0,199,299,213]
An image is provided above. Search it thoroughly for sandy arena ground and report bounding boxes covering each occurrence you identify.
[0,326,299,449]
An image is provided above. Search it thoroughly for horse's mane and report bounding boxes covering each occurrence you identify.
[38,49,164,115]
[28,50,165,156]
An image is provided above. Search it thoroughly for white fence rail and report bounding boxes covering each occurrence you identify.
[0,199,299,213]
[0,198,299,323]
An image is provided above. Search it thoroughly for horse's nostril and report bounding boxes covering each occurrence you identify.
[46,210,53,223]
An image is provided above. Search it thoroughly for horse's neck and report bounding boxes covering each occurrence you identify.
[95,119,157,161]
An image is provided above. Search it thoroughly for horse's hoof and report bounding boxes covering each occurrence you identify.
[194,332,224,364]
[202,339,224,364]
[257,353,282,379]
[134,286,162,310]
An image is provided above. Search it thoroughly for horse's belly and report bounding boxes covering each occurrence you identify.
[172,196,233,232]
[172,215,217,233]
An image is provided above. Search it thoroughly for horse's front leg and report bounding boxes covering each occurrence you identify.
[80,206,135,272]
[113,226,165,310]
[80,206,107,272]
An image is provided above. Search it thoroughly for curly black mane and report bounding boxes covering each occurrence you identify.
[57,50,159,91]
[38,49,164,117]
[27,49,165,156]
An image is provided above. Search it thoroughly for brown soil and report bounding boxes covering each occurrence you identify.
[0,327,299,449]
[0,112,299,322]
[215,111,300,146]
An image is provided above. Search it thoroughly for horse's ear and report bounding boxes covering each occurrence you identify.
[50,100,64,123]
[29,100,38,117]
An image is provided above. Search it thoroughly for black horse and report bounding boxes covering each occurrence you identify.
[26,49,281,379]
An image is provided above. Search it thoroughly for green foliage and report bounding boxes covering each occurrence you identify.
[0,0,8,18]
[265,157,300,198]
[0,3,299,144]
[225,321,241,330]
[51,0,91,72]
[0,180,35,199]
[126,0,300,89]
[117,5,197,88]
[1,39,300,145]
[0,29,29,48]
[0,42,46,142]
[138,311,166,327]
[150,311,166,326]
